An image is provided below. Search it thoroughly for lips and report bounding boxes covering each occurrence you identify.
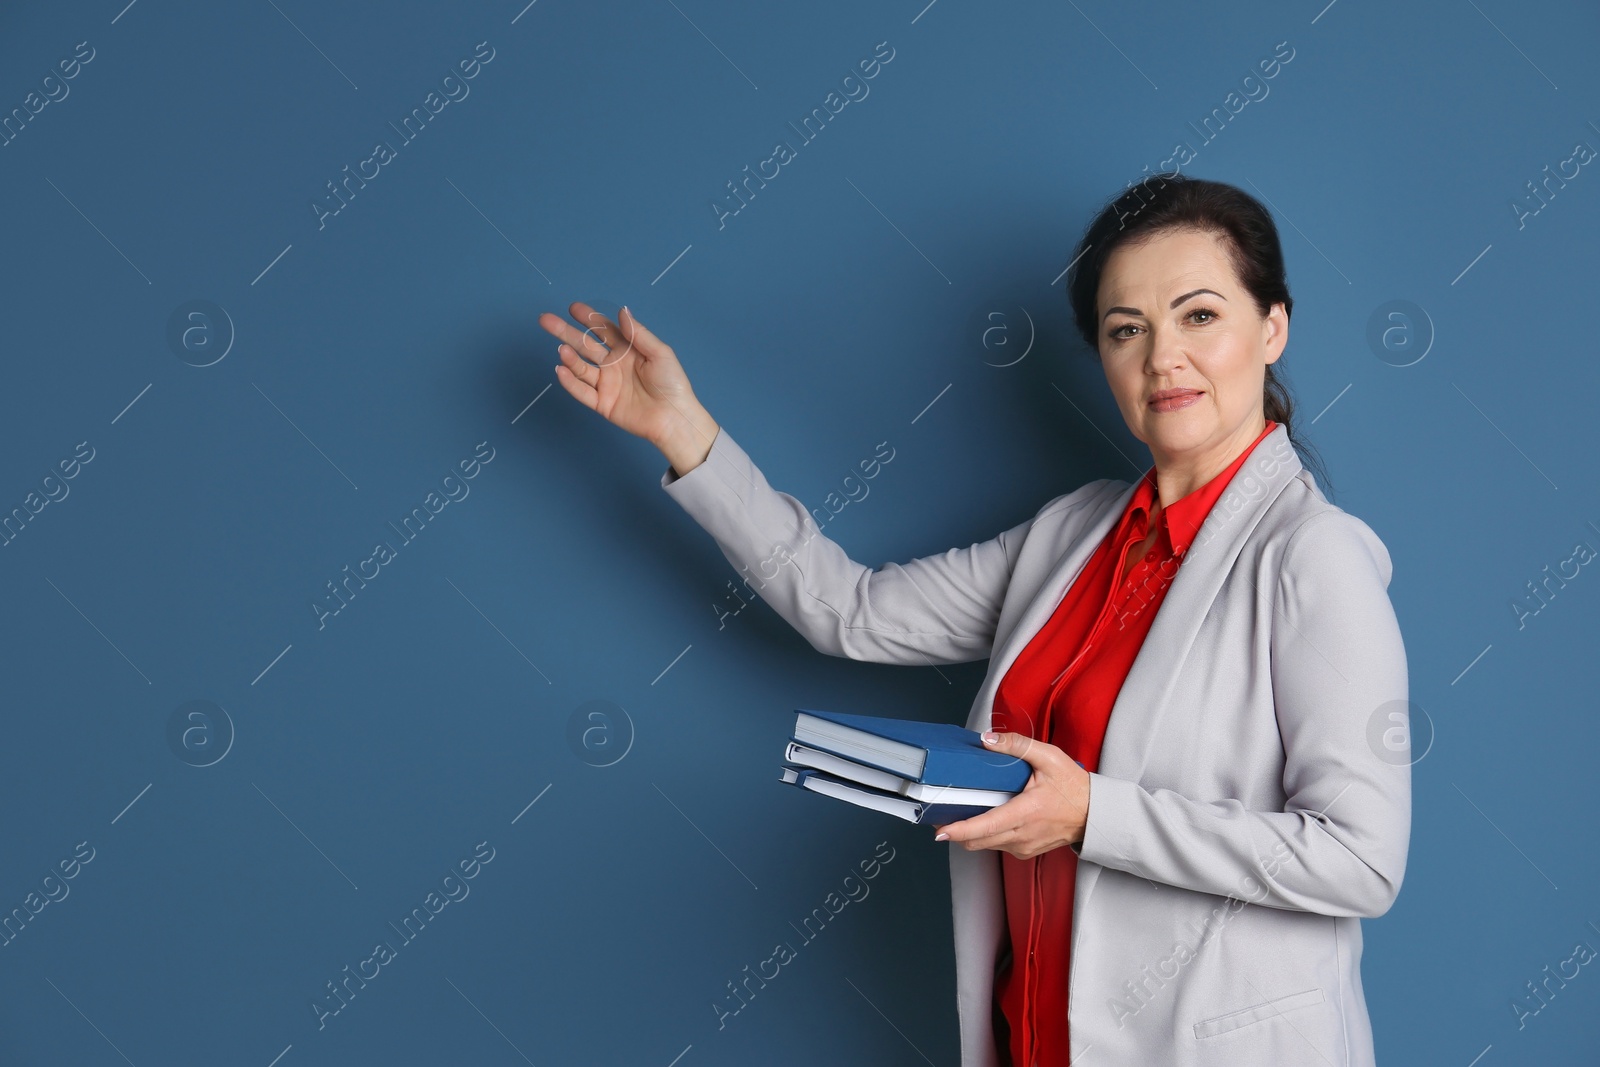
[1149,389,1203,413]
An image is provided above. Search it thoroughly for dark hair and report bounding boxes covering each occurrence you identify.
[1065,172,1333,498]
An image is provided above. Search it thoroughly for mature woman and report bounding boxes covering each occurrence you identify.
[539,175,1410,1067]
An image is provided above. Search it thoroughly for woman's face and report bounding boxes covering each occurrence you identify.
[1095,226,1287,471]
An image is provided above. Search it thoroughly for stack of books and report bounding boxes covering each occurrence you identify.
[777,708,1030,825]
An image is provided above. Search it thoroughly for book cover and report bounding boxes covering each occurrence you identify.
[793,708,1032,792]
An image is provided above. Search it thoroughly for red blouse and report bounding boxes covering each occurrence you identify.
[989,420,1279,1066]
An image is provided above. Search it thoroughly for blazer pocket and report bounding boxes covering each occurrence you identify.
[1192,987,1325,1040]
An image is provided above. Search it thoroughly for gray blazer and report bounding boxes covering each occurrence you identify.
[661,421,1411,1067]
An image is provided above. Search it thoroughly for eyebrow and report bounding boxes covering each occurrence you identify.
[1102,288,1227,322]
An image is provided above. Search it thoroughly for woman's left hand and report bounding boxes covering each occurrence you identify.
[932,732,1091,859]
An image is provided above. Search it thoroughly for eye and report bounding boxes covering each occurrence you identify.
[1107,307,1219,341]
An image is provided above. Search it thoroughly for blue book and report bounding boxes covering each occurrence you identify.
[783,741,1018,807]
[779,767,995,825]
[790,708,1032,793]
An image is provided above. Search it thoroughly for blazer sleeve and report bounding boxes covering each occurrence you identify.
[660,425,1073,666]
[1075,509,1412,919]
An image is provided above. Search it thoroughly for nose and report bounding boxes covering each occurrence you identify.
[1144,320,1188,374]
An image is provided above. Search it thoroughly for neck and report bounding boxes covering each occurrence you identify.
[1149,415,1270,511]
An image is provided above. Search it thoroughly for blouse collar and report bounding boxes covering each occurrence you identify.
[1127,419,1280,557]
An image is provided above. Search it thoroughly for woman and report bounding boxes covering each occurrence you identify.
[539,175,1410,1067]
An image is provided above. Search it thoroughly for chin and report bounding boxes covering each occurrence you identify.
[1142,415,1214,453]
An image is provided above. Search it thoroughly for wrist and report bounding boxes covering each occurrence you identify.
[1069,768,1092,847]
[657,404,720,478]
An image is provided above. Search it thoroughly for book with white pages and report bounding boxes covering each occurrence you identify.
[778,767,996,825]
[791,708,1032,792]
[784,740,1019,808]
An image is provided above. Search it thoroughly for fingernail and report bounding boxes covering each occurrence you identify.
[934,832,948,842]
[981,732,999,744]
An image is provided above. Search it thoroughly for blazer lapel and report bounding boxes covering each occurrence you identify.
[969,424,1303,777]
[1071,423,1303,920]
[965,479,1136,734]
[1097,424,1302,781]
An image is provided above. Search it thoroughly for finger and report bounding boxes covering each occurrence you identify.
[556,343,600,388]
[553,361,599,411]
[984,730,1058,771]
[541,309,613,365]
[965,835,1020,854]
[937,806,1018,844]
[956,824,1022,853]
[570,302,636,367]
[618,305,673,362]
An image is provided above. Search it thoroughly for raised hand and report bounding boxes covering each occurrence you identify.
[539,302,720,475]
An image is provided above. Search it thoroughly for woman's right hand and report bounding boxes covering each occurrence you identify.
[539,302,719,474]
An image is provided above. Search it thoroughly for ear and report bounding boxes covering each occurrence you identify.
[1263,301,1289,366]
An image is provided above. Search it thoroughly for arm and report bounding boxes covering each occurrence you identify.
[1074,510,1412,918]
[662,424,1083,666]
[538,302,1093,666]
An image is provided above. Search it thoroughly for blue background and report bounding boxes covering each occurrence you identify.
[1,0,1596,1064]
